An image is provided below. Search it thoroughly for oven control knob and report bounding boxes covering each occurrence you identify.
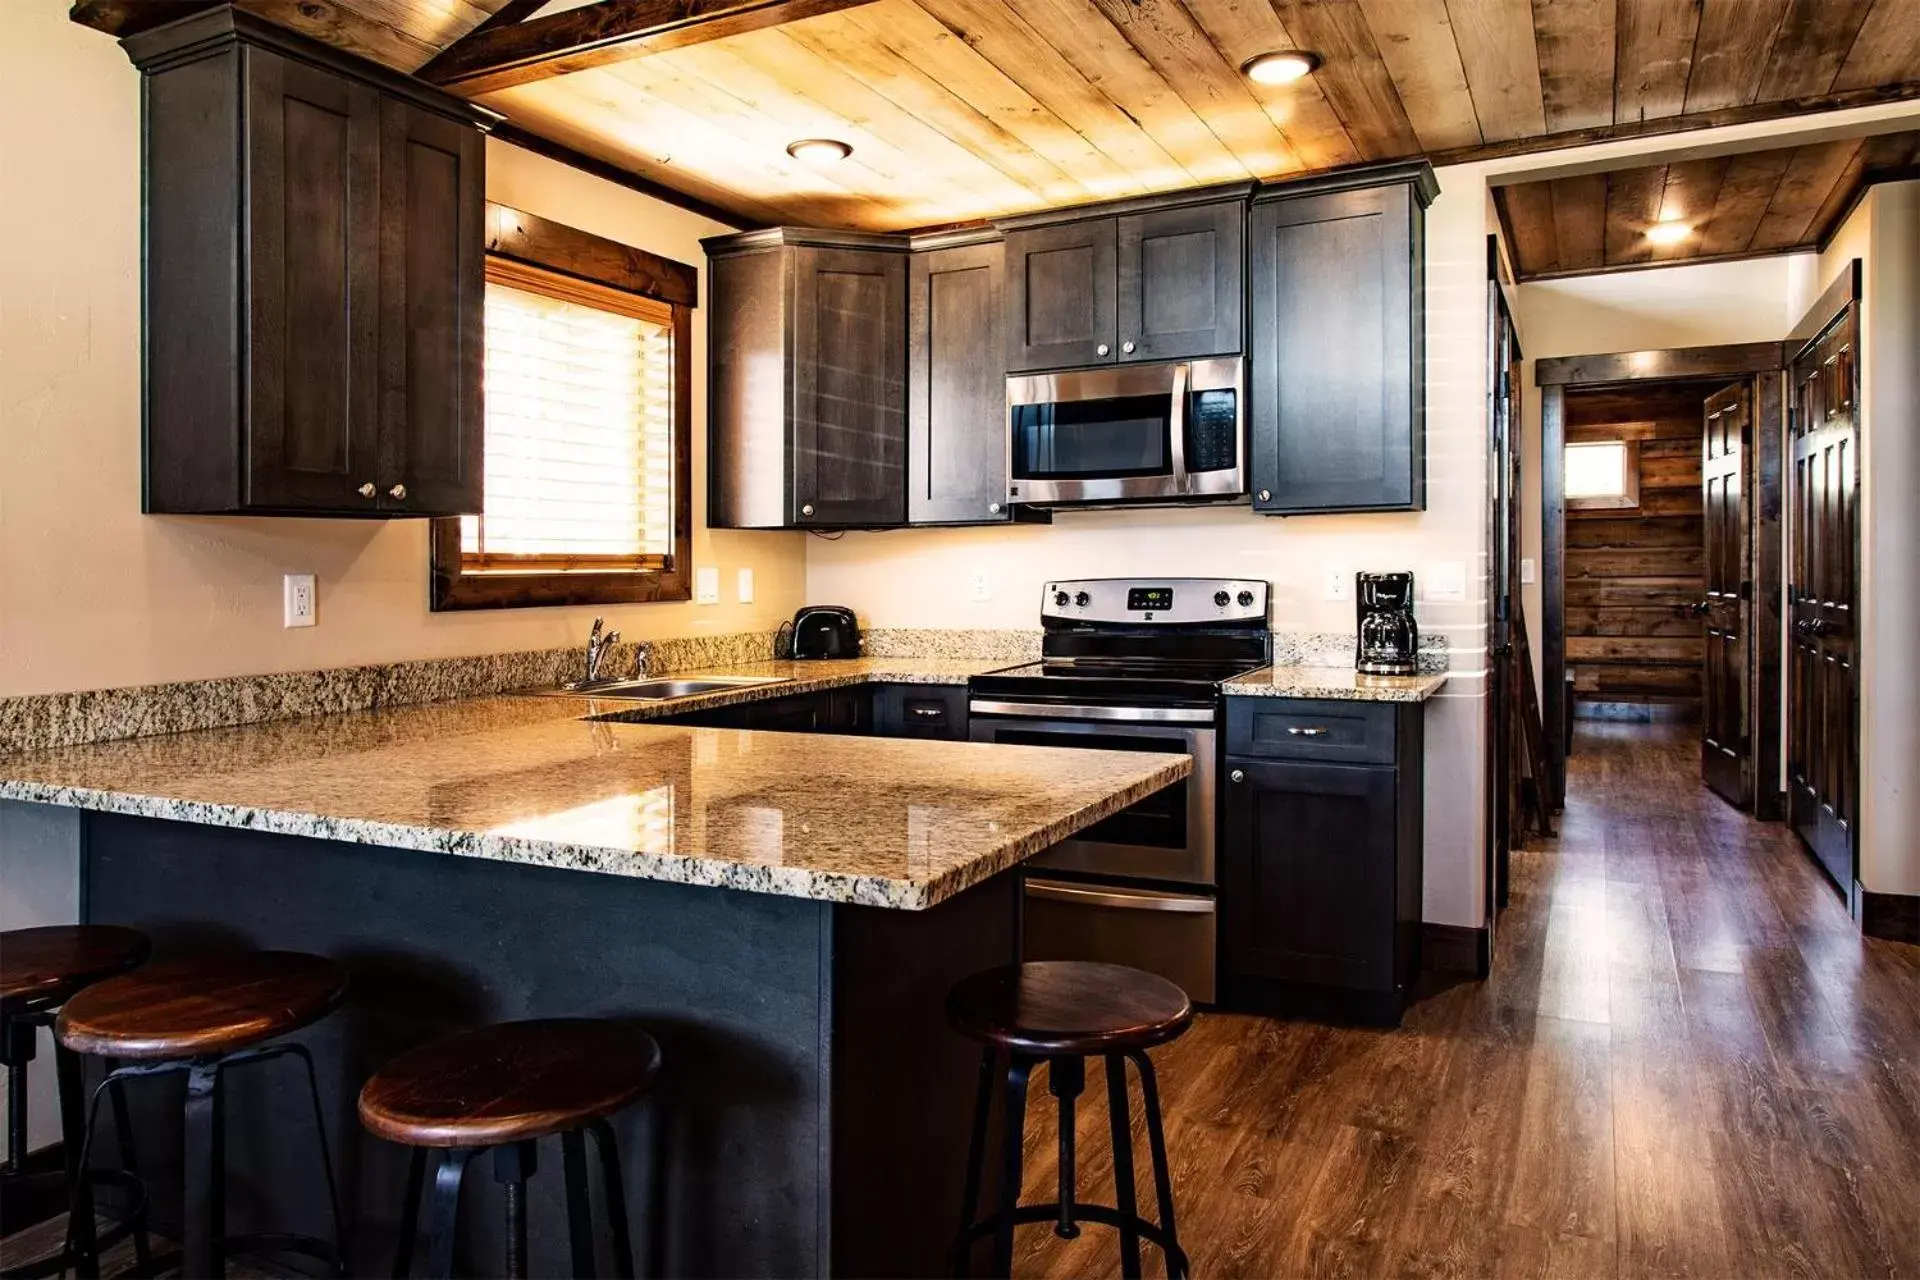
[1236,590,1255,607]
[1074,591,1091,607]
[1053,590,1070,607]
[1213,590,1231,607]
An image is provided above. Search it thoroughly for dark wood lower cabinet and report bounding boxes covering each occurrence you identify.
[871,684,969,740]
[1219,698,1423,1022]
[655,687,871,734]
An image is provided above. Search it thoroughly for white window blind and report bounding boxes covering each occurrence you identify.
[462,269,675,570]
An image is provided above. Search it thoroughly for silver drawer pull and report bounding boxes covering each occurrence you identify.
[909,706,944,718]
[1287,726,1329,737]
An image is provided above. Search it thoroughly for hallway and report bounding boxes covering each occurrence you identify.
[1015,721,1920,1278]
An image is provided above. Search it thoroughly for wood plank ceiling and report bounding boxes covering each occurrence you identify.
[1494,129,1920,279]
[76,0,1920,230]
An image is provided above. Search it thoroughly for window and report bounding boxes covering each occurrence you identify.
[432,206,695,610]
[1564,439,1640,510]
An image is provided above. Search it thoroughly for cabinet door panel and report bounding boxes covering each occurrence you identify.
[1118,203,1242,361]
[1249,184,1422,513]
[909,241,1009,524]
[1221,759,1398,989]
[1005,220,1116,371]
[791,247,906,526]
[377,96,484,516]
[245,48,381,511]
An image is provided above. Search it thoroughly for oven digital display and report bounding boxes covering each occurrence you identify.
[1126,587,1174,611]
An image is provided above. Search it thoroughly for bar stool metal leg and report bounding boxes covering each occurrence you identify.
[1126,1049,1185,1280]
[990,1055,1033,1279]
[101,1058,152,1274]
[1048,1057,1084,1240]
[393,1148,426,1279]
[953,1048,996,1276]
[181,1058,225,1280]
[586,1119,636,1280]
[562,1129,597,1279]
[493,1140,536,1280]
[55,1043,101,1280]
[425,1148,476,1280]
[1103,1054,1142,1280]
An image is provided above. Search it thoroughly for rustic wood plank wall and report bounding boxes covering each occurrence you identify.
[1565,382,1714,705]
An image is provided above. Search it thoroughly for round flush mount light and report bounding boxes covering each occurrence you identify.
[787,138,853,164]
[1242,51,1321,85]
[1645,218,1692,245]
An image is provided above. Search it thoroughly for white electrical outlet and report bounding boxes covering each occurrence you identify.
[695,566,720,604]
[283,573,316,628]
[968,570,991,603]
[1324,567,1352,603]
[736,568,755,603]
[1520,557,1537,585]
[1426,560,1469,602]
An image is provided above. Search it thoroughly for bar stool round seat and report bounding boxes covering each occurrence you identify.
[0,924,150,1010]
[360,1018,662,1147]
[945,959,1194,1056]
[947,961,1195,1280]
[57,950,348,1059]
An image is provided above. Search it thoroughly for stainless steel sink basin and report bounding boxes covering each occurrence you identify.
[552,675,792,700]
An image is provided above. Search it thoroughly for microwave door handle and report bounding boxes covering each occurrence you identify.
[1168,362,1190,480]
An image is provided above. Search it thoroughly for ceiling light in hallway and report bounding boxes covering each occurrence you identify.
[1241,51,1321,85]
[1645,218,1692,245]
[787,138,852,164]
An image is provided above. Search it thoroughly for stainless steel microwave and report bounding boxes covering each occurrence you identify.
[1005,357,1245,507]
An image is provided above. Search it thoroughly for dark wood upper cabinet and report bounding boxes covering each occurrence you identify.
[704,229,907,529]
[1117,202,1243,362]
[999,184,1250,372]
[1248,164,1436,516]
[125,9,490,518]
[907,232,1011,525]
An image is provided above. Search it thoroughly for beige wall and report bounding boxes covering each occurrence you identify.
[0,3,805,700]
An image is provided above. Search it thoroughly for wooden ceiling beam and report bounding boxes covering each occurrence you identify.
[69,0,223,39]
[419,0,885,94]
[416,0,550,81]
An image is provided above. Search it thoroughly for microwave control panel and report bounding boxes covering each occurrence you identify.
[1186,389,1239,473]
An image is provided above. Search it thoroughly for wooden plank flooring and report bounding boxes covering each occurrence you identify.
[1015,720,1920,1279]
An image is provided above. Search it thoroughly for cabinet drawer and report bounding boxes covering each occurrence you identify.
[873,684,968,739]
[1226,699,1397,765]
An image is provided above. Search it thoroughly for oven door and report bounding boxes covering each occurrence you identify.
[1007,363,1188,505]
[967,702,1216,885]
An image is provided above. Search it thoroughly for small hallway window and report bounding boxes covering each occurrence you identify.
[1564,439,1639,510]
[432,206,695,610]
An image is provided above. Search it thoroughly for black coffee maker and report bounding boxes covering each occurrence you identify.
[1356,572,1418,676]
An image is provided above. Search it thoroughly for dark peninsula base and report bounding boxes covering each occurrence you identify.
[79,812,1016,1278]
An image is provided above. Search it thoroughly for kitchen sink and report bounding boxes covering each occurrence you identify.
[552,674,792,700]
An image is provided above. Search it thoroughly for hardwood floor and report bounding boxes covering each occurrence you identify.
[1015,720,1920,1279]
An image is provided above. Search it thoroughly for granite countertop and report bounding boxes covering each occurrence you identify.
[1223,666,1451,702]
[0,682,1187,910]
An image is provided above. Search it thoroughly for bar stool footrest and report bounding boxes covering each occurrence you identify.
[0,1169,152,1280]
[954,1202,1189,1277]
[218,1230,347,1276]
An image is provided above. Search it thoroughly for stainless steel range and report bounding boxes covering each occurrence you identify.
[968,577,1271,1002]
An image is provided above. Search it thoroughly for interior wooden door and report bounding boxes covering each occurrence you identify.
[1787,296,1860,896]
[1700,381,1753,808]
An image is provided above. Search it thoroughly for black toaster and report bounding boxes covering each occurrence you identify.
[789,606,860,659]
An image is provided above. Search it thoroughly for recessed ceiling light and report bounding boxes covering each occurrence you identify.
[1645,218,1692,245]
[787,138,852,164]
[1242,51,1321,85]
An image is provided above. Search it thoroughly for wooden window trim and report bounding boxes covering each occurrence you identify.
[431,212,695,612]
[1565,438,1641,512]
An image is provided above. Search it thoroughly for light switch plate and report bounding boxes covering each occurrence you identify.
[1426,560,1469,602]
[695,566,720,604]
[1520,558,1537,585]
[736,568,754,603]
[968,570,991,603]
[1324,567,1352,603]
[283,573,315,628]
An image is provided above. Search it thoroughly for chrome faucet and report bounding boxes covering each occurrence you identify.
[584,616,621,683]
[629,641,653,680]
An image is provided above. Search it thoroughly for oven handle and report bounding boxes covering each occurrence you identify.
[968,700,1217,725]
[1025,880,1215,914]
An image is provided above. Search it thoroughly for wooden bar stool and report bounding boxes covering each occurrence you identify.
[358,1018,661,1280]
[55,950,351,1279]
[0,925,153,1280]
[946,961,1194,1280]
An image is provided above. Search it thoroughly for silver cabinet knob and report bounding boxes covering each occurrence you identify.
[1122,340,1136,354]
[1257,489,1272,502]
[358,482,377,498]
[1096,343,1110,357]
[389,483,407,500]
[1230,769,1245,783]
[800,503,815,517]
[988,502,1001,514]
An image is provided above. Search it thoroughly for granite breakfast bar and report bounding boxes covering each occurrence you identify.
[0,687,1189,1278]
